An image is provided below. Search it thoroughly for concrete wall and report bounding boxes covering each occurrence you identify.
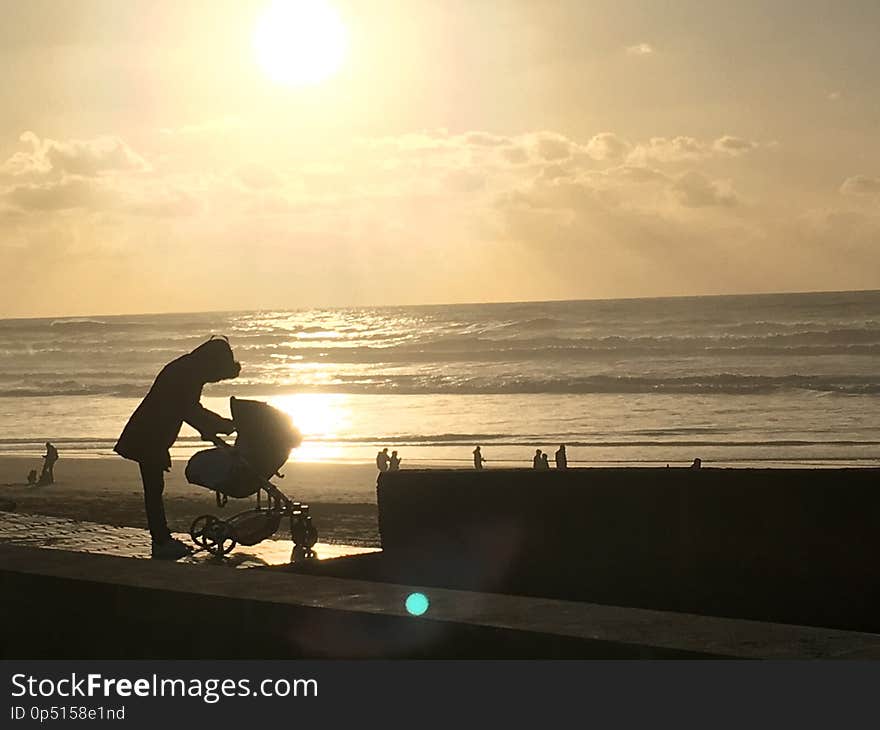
[8,544,880,659]
[0,546,720,659]
[376,467,880,631]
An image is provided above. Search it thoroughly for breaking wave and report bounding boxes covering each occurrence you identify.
[1,373,878,397]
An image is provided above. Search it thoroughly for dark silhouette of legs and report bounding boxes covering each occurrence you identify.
[138,462,171,543]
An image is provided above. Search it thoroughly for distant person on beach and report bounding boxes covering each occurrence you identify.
[555,444,568,470]
[114,337,239,560]
[376,448,390,472]
[541,452,550,470]
[38,442,58,485]
[533,449,543,469]
[389,450,402,471]
[473,446,486,470]
[691,458,702,469]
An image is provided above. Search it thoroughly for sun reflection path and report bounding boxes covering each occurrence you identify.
[270,393,351,463]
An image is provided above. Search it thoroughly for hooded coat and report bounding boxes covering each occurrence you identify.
[114,339,240,471]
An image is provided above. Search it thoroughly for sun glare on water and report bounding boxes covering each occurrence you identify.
[271,393,351,462]
[254,0,348,87]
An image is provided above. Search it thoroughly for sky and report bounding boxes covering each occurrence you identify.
[1,0,879,317]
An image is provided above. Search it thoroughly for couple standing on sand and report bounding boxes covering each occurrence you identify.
[534,445,568,470]
[376,447,401,472]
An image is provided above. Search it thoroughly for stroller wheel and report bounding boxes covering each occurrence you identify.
[203,519,237,557]
[290,514,319,553]
[190,514,219,548]
[291,544,316,562]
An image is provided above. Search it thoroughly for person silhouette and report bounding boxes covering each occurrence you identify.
[532,449,543,469]
[691,457,702,469]
[473,446,486,470]
[555,444,568,470]
[114,337,240,560]
[38,442,58,485]
[389,450,402,471]
[541,453,550,470]
[376,448,390,472]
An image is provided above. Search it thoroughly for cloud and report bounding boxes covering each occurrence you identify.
[537,162,576,182]
[629,136,705,164]
[672,171,737,207]
[4,173,199,218]
[492,170,758,302]
[713,135,758,156]
[629,135,760,165]
[500,145,529,165]
[2,127,748,222]
[613,165,668,184]
[1,124,773,312]
[532,132,576,161]
[584,132,631,161]
[0,132,50,177]
[840,175,880,196]
[509,131,631,166]
[46,137,149,176]
[463,132,509,147]
[1,132,149,178]
[5,177,116,211]
[355,130,758,198]
[626,43,654,56]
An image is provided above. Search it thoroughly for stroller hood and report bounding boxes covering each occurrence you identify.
[231,396,302,477]
[185,397,301,497]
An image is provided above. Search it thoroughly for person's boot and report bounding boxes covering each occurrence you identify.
[151,537,193,560]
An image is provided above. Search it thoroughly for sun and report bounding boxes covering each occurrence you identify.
[268,393,351,462]
[253,0,348,87]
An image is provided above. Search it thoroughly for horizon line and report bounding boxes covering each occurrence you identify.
[2,286,879,323]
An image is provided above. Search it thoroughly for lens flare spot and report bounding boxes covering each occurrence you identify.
[405,592,430,616]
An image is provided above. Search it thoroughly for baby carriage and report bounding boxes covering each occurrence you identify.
[185,396,318,560]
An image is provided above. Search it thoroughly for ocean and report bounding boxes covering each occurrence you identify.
[1,289,878,467]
